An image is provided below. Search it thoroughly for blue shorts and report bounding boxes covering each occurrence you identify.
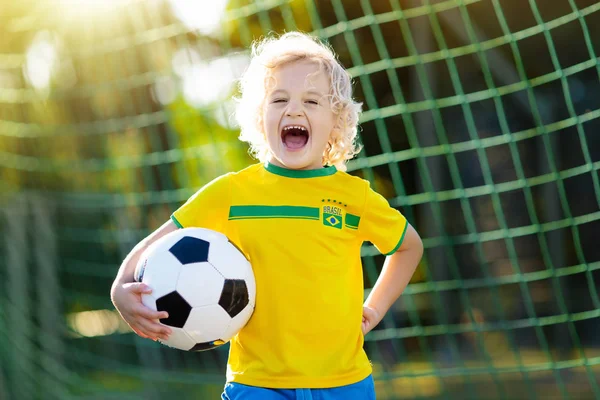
[221,375,376,400]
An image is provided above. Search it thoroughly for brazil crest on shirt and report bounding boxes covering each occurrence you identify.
[322,204,343,229]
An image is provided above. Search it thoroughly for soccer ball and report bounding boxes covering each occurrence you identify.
[134,227,255,351]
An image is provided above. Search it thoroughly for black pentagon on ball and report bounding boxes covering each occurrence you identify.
[169,236,210,265]
[219,279,249,318]
[190,339,226,352]
[156,291,192,328]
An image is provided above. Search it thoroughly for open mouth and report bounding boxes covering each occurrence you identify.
[281,125,309,150]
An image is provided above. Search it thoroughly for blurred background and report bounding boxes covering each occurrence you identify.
[1,0,599,398]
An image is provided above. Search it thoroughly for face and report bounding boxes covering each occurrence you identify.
[263,60,337,170]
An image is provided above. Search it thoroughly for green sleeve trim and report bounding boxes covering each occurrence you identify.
[170,214,183,229]
[384,221,408,256]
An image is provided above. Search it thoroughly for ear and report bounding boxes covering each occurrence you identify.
[256,107,267,139]
[332,112,345,134]
[329,125,342,143]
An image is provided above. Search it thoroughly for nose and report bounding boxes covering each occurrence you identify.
[285,100,303,117]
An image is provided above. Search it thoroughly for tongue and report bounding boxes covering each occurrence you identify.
[284,133,308,149]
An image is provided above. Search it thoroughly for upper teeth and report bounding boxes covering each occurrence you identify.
[283,125,307,131]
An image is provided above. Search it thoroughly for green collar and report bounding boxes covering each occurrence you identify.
[264,162,337,178]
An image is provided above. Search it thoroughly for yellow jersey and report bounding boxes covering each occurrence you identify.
[171,162,408,389]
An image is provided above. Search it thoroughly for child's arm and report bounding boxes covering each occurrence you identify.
[362,223,424,335]
[110,219,178,341]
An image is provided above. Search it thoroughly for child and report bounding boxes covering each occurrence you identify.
[111,32,423,399]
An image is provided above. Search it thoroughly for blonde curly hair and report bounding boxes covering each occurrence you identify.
[235,32,362,171]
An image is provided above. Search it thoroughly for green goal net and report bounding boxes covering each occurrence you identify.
[1,0,599,399]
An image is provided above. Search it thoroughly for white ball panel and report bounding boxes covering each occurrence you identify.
[208,241,251,279]
[159,326,196,351]
[142,227,226,264]
[176,263,225,307]
[141,294,157,311]
[184,304,232,343]
[178,227,228,244]
[221,304,254,342]
[141,251,181,299]
[144,230,194,255]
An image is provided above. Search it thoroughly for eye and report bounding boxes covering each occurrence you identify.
[272,99,287,103]
[305,100,319,105]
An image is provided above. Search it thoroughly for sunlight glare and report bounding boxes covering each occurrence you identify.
[24,32,57,90]
[168,0,229,35]
[67,309,131,338]
[58,0,128,15]
[178,52,249,108]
